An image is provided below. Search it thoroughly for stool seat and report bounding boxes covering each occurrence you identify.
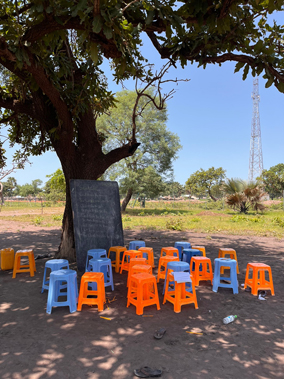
[127,273,160,315]
[138,247,155,268]
[46,269,78,314]
[108,246,126,273]
[157,255,179,283]
[174,242,191,260]
[41,259,69,293]
[218,248,239,274]
[86,249,107,271]
[77,272,105,311]
[244,263,275,296]
[212,258,238,294]
[12,250,36,278]
[129,240,146,250]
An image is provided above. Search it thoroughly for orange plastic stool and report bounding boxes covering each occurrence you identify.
[157,255,179,283]
[127,264,153,294]
[138,247,155,267]
[77,272,106,311]
[120,250,143,273]
[218,248,239,274]
[160,247,179,258]
[190,256,213,286]
[1,248,15,270]
[127,258,147,286]
[191,246,206,257]
[108,246,127,273]
[12,250,36,278]
[163,272,198,313]
[127,273,160,315]
[244,263,275,296]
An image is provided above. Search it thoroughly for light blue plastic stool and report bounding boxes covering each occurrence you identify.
[174,242,191,260]
[182,249,202,270]
[128,240,146,250]
[163,261,190,294]
[86,249,107,271]
[89,258,114,291]
[41,259,69,293]
[46,269,78,314]
[212,258,239,294]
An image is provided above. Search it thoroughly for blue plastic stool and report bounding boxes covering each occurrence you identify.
[46,269,78,314]
[89,258,114,291]
[128,240,146,251]
[163,261,190,294]
[212,258,239,294]
[41,259,69,293]
[174,242,191,260]
[182,249,202,269]
[86,249,107,271]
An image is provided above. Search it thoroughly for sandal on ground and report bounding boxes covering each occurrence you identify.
[134,367,162,378]
[153,328,166,339]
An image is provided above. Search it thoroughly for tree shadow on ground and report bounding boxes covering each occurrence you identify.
[0,229,284,378]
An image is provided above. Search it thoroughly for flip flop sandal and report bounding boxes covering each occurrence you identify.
[153,328,166,339]
[134,367,162,378]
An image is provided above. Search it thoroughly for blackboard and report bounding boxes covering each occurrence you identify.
[70,180,124,271]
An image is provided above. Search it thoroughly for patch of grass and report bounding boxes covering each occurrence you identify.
[166,217,184,231]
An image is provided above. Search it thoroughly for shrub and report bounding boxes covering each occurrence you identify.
[166,217,184,231]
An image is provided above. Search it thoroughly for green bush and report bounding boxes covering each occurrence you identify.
[272,217,284,228]
[52,215,62,221]
[166,217,184,231]
[33,216,43,225]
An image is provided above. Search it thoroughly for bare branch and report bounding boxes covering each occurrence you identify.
[130,62,189,142]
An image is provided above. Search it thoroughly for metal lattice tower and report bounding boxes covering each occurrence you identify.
[248,78,263,182]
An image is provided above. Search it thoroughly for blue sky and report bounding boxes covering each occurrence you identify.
[3,18,284,187]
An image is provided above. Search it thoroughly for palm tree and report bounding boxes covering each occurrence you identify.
[222,179,266,213]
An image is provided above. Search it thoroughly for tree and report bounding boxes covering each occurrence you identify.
[1,1,284,261]
[2,176,18,196]
[44,168,66,201]
[260,164,284,199]
[163,181,185,198]
[120,166,165,204]
[223,178,266,213]
[185,167,226,201]
[97,90,181,211]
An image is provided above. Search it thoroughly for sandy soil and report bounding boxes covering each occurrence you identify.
[0,220,284,379]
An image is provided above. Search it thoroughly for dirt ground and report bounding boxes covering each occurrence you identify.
[0,220,284,379]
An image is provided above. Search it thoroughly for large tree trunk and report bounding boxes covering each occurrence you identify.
[54,135,139,262]
[121,187,133,212]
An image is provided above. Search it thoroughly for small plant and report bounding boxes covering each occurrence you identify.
[138,211,145,216]
[191,217,201,222]
[230,215,247,222]
[166,217,184,231]
[33,216,43,225]
[52,215,62,221]
[122,216,132,221]
[272,217,284,228]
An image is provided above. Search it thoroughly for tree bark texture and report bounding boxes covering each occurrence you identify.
[121,187,133,212]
